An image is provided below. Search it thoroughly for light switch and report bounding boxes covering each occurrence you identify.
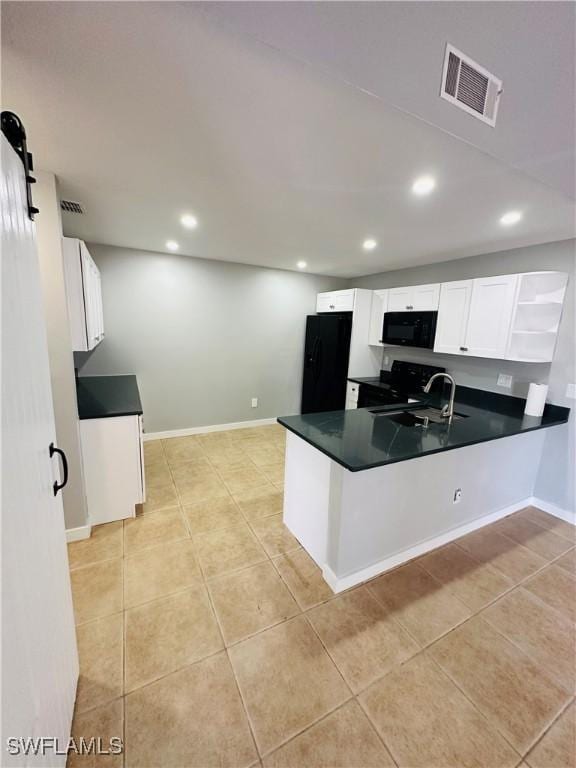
[497,374,513,388]
[566,383,576,399]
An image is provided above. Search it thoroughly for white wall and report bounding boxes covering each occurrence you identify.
[35,172,88,531]
[78,245,347,433]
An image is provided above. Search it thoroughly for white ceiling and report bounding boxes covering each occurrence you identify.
[202,1,576,200]
[2,1,575,277]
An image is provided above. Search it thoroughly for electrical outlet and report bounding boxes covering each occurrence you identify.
[383,355,390,366]
[453,488,462,504]
[566,383,576,400]
[497,373,513,389]
[251,398,258,408]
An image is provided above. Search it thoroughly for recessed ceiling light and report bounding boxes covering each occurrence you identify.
[297,261,307,269]
[412,175,436,196]
[362,238,377,251]
[165,240,179,251]
[500,210,523,226]
[180,214,198,229]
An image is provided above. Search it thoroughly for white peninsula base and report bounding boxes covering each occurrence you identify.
[282,429,546,593]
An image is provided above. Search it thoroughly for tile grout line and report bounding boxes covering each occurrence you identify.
[521,694,575,763]
[475,601,575,693]
[256,693,358,763]
[222,644,262,763]
[177,436,278,763]
[184,499,263,763]
[76,438,573,766]
[365,561,473,649]
[363,548,574,708]
[168,437,306,761]
[515,507,576,544]
[492,516,575,556]
[355,693,403,768]
[254,696,400,766]
[424,649,526,761]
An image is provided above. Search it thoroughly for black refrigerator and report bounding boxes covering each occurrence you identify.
[301,313,353,414]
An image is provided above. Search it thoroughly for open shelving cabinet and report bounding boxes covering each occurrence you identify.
[506,272,568,362]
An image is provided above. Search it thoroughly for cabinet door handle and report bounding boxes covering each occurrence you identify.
[459,346,468,352]
[49,442,69,496]
[406,305,413,310]
[329,304,335,309]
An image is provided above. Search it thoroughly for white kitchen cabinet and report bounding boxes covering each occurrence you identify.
[345,381,359,409]
[80,415,144,524]
[507,272,568,362]
[316,289,355,313]
[387,286,413,312]
[434,273,562,361]
[368,289,388,346]
[434,280,473,355]
[63,237,105,351]
[435,276,517,358]
[413,283,441,310]
[465,274,518,358]
[387,283,440,312]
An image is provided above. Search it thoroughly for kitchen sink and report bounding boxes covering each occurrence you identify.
[369,406,468,426]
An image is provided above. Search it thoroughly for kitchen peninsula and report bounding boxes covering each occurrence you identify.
[278,389,569,592]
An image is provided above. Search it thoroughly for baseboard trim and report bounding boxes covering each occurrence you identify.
[530,496,575,526]
[66,524,92,543]
[322,497,533,593]
[143,417,278,441]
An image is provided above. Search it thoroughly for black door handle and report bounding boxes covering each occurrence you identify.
[49,442,69,496]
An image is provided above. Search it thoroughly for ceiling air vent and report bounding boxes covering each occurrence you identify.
[440,44,502,127]
[60,199,85,214]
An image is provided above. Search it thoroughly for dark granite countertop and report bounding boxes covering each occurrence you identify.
[347,376,392,392]
[348,374,449,399]
[348,375,391,388]
[76,375,143,420]
[277,386,570,472]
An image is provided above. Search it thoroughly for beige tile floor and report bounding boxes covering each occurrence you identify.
[67,424,576,768]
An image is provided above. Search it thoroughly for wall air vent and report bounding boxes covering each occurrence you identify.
[441,44,502,127]
[60,199,85,214]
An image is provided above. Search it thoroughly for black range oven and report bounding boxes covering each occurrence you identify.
[382,310,437,349]
[357,360,446,408]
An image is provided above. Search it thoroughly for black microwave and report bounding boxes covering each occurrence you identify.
[382,311,438,349]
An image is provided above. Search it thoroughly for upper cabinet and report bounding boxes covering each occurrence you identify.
[465,275,518,359]
[387,283,440,312]
[316,289,355,313]
[434,271,567,362]
[368,289,388,346]
[507,272,568,362]
[63,238,105,352]
[433,280,473,355]
[387,286,412,312]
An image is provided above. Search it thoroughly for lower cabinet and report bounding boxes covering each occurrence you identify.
[80,415,145,525]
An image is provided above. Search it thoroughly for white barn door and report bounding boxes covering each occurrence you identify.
[1,130,78,764]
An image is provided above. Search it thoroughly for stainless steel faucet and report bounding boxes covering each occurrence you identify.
[423,372,457,422]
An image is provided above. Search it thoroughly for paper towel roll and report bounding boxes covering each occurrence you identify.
[524,383,548,417]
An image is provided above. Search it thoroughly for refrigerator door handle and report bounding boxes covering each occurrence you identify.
[307,336,320,369]
[314,338,323,377]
